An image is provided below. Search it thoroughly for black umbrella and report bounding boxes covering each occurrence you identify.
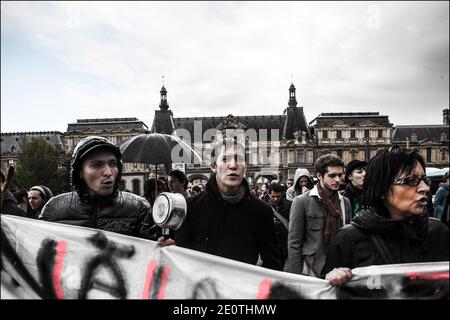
[118,133,202,193]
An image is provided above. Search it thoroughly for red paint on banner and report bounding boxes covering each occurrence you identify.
[53,241,67,299]
[406,272,449,280]
[256,278,272,299]
[141,261,157,299]
[157,267,170,299]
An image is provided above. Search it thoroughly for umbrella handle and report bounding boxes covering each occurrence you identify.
[155,164,158,196]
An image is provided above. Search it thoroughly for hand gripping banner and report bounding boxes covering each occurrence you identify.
[1,215,448,299]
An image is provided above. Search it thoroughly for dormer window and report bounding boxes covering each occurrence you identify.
[411,133,417,142]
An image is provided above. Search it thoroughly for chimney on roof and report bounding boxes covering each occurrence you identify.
[443,108,449,125]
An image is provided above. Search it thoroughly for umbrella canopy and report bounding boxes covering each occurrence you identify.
[119,133,202,165]
[119,133,203,198]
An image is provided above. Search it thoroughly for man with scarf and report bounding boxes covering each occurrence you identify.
[286,154,352,277]
[174,138,281,270]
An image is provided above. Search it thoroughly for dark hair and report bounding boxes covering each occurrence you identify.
[268,183,283,194]
[144,178,167,197]
[168,170,189,189]
[363,145,426,212]
[192,185,202,194]
[13,189,29,204]
[314,154,345,176]
[210,138,245,165]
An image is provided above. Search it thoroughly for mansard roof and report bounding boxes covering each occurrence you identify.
[0,131,66,155]
[310,112,392,127]
[172,114,286,141]
[392,125,449,143]
[67,117,148,133]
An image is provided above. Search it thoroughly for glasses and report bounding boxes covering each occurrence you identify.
[393,175,431,187]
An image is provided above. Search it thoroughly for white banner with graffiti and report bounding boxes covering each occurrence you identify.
[1,215,448,299]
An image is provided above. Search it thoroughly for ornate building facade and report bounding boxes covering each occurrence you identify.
[2,86,448,195]
[151,83,313,185]
[392,109,449,168]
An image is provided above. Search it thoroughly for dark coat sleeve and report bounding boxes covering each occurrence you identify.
[259,204,282,271]
[137,198,160,240]
[174,196,195,248]
[321,225,355,277]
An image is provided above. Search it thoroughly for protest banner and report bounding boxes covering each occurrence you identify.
[1,215,448,299]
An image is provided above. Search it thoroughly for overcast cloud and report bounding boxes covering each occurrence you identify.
[1,1,448,133]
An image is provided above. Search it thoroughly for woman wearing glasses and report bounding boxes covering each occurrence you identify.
[322,145,449,286]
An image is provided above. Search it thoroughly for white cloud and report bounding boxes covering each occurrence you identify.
[1,1,448,133]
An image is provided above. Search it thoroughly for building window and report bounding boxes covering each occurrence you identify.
[364,130,370,138]
[441,133,447,141]
[411,133,417,142]
[350,130,356,138]
[322,130,328,139]
[426,147,432,162]
[336,149,343,159]
[378,129,383,138]
[336,130,342,139]
[297,149,304,164]
[132,179,141,195]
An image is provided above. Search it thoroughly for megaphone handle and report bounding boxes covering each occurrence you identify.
[161,227,170,240]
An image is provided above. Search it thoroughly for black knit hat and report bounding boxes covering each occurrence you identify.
[345,160,367,183]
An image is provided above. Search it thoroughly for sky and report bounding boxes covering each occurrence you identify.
[1,1,449,133]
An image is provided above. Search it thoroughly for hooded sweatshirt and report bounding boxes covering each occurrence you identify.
[286,168,314,201]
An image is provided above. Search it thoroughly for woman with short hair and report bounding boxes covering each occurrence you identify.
[323,145,449,286]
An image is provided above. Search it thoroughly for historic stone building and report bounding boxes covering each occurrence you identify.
[392,108,449,168]
[2,85,447,195]
[0,131,66,175]
[151,83,313,186]
[309,112,394,163]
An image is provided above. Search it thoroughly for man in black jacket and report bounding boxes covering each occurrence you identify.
[174,138,281,270]
[40,136,157,239]
[265,182,292,268]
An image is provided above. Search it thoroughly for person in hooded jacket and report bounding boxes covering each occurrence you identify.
[323,145,449,286]
[342,160,367,217]
[39,136,157,239]
[174,138,281,270]
[285,168,314,201]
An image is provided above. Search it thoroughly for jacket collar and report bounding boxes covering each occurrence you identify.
[309,184,344,200]
[206,174,251,201]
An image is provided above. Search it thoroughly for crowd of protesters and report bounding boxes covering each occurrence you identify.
[1,135,449,290]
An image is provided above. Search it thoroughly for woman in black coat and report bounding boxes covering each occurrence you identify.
[323,146,449,286]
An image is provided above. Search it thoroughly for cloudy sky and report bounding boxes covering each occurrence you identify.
[1,1,448,133]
